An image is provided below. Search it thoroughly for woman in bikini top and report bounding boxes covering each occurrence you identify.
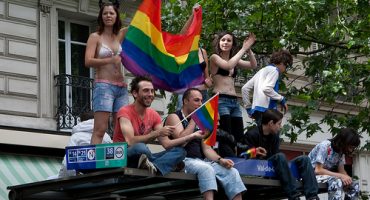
[209,31,257,157]
[85,1,128,144]
[210,31,257,97]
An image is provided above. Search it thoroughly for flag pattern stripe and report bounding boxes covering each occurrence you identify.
[123,40,204,91]
[191,94,219,146]
[129,11,200,61]
[124,27,200,73]
[121,0,204,92]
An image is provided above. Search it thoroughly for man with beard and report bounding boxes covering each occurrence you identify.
[113,76,186,175]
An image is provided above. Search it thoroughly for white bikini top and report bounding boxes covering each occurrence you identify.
[97,43,122,58]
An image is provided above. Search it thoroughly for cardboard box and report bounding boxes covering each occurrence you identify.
[66,142,127,170]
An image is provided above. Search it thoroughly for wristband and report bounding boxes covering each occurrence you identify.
[217,157,222,163]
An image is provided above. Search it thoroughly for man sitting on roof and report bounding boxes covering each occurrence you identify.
[113,75,186,175]
[164,88,246,200]
[240,109,320,200]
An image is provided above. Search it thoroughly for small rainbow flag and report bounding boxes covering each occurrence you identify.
[121,0,205,92]
[191,93,219,146]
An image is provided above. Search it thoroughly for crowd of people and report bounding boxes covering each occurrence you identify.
[60,1,363,200]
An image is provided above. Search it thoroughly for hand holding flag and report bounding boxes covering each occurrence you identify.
[189,93,219,146]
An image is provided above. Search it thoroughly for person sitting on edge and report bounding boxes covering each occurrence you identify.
[242,49,292,126]
[241,109,320,200]
[308,128,361,200]
[165,88,246,200]
[113,76,186,175]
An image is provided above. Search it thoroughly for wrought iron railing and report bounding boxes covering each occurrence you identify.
[54,74,94,130]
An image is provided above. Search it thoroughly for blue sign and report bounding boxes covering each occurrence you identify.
[227,157,300,179]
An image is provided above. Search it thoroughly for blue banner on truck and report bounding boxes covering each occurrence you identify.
[227,157,300,179]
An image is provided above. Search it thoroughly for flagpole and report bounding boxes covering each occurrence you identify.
[174,92,219,127]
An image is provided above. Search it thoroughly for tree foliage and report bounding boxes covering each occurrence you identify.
[161,0,370,148]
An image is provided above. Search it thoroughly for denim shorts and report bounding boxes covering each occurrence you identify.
[93,82,129,112]
[184,157,246,199]
[218,94,242,117]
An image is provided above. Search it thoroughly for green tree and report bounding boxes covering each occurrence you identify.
[161,0,370,148]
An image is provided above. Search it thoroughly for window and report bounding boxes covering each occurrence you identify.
[57,19,92,129]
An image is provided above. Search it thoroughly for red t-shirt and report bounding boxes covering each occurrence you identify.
[113,104,162,142]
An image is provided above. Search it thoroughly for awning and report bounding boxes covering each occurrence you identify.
[0,154,61,199]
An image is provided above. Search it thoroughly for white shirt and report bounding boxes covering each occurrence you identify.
[242,65,284,114]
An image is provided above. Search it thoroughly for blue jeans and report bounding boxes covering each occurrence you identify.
[93,82,129,112]
[269,153,318,199]
[184,157,246,199]
[127,143,186,175]
[218,95,242,117]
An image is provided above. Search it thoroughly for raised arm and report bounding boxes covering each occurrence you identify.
[117,27,128,43]
[210,33,256,70]
[237,33,257,69]
[180,3,200,34]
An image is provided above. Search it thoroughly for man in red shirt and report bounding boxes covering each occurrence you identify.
[113,76,186,175]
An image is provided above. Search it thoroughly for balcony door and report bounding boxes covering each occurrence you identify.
[57,19,92,129]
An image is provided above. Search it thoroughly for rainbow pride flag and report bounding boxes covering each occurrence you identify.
[191,93,219,146]
[121,0,205,92]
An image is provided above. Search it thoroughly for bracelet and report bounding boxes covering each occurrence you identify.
[217,157,222,163]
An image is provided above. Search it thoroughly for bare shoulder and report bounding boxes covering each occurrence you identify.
[89,32,100,39]
[209,54,219,60]
[164,113,180,126]
[88,32,101,43]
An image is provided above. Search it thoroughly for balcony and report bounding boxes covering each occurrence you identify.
[54,74,93,131]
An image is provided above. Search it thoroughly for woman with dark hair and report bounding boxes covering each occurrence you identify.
[308,128,361,200]
[85,1,129,144]
[210,31,257,157]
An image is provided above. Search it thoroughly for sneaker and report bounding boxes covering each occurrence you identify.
[174,161,185,172]
[137,154,157,174]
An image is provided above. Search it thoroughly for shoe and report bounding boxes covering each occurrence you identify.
[137,154,157,175]
[174,161,185,172]
[290,193,301,200]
